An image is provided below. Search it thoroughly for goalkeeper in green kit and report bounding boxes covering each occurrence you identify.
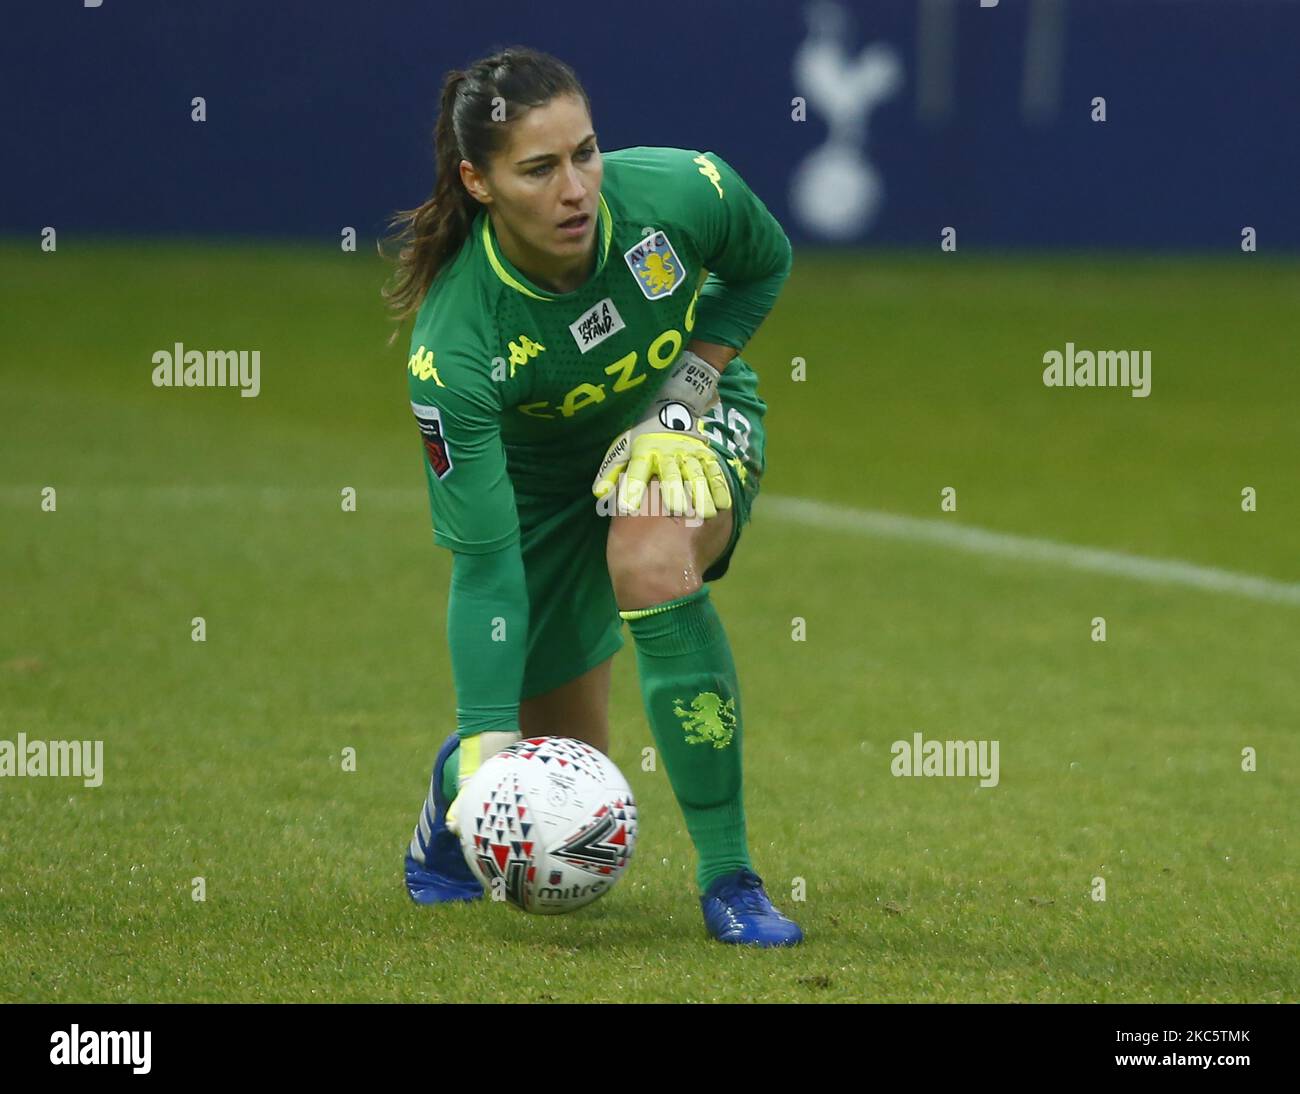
[383,46,802,946]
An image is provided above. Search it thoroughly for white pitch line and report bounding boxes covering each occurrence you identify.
[761,495,1300,608]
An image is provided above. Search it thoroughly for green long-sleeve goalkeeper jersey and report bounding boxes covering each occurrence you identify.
[407,145,792,731]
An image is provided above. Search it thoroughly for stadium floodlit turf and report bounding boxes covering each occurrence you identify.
[1,243,1295,1002]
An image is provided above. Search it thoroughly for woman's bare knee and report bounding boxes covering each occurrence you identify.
[606,506,733,610]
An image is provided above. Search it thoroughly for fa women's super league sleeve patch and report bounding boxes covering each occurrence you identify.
[411,402,454,480]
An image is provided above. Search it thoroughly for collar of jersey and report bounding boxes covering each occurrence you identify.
[480,193,613,301]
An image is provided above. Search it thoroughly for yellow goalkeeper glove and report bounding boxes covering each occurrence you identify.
[593,425,732,518]
[445,729,520,835]
[591,350,732,519]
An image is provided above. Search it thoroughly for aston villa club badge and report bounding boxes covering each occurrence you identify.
[624,230,686,300]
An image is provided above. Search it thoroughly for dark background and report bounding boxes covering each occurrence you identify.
[4,0,1297,249]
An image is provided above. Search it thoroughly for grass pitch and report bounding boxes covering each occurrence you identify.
[1,242,1296,1002]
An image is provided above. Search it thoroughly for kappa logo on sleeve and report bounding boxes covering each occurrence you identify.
[693,153,724,198]
[411,402,453,479]
[407,345,444,385]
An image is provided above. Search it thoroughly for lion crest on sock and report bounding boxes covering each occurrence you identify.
[672,691,737,749]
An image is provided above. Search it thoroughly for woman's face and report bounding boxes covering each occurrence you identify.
[462,93,603,273]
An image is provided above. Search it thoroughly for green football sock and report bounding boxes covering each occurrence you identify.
[440,745,459,803]
[622,584,752,892]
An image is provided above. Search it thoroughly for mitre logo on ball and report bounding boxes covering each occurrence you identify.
[458,736,638,914]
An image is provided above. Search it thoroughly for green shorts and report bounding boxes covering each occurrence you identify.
[516,356,768,700]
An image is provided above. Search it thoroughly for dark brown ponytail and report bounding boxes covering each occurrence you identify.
[380,47,591,336]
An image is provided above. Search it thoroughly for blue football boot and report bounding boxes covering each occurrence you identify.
[404,732,483,904]
[700,868,805,946]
